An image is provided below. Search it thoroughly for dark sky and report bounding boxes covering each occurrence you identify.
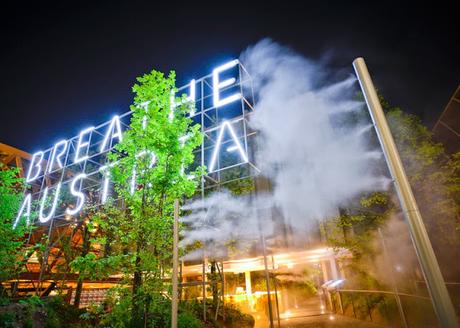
[1,1,458,153]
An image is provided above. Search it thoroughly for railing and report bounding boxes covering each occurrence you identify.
[326,288,441,327]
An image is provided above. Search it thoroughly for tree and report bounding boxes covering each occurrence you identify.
[385,105,460,279]
[0,164,30,300]
[71,69,203,326]
[323,99,460,288]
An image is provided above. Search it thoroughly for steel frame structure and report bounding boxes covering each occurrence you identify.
[15,61,260,313]
[23,61,258,232]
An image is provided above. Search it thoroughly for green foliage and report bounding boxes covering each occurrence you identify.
[322,192,391,269]
[0,296,85,328]
[69,68,204,326]
[323,97,460,288]
[0,164,32,297]
[18,295,43,308]
[70,252,123,281]
[177,311,203,328]
[95,291,203,328]
[386,108,460,249]
[219,303,255,328]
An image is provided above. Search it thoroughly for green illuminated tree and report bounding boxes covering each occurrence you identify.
[72,69,203,326]
[0,165,30,300]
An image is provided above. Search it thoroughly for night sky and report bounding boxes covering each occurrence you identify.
[1,2,458,153]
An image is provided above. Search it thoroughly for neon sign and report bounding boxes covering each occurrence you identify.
[14,60,257,229]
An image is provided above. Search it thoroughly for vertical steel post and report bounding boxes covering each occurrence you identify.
[171,199,179,328]
[261,233,275,328]
[353,57,458,328]
[271,254,281,328]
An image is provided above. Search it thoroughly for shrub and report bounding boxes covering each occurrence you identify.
[178,311,202,328]
[220,304,255,328]
[0,296,85,328]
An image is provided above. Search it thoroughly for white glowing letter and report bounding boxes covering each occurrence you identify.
[13,194,32,229]
[179,136,187,176]
[48,140,68,173]
[188,79,196,116]
[170,79,197,120]
[66,173,87,216]
[100,115,123,152]
[38,183,62,223]
[208,121,248,172]
[169,89,176,122]
[26,151,44,182]
[130,168,137,195]
[101,175,110,204]
[212,59,241,108]
[136,150,156,169]
[139,101,150,130]
[74,127,94,163]
[99,164,114,204]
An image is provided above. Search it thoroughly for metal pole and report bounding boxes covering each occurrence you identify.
[261,233,275,328]
[271,254,281,328]
[353,57,458,328]
[171,199,179,328]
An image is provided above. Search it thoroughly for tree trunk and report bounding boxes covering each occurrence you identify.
[74,225,90,308]
[210,261,218,312]
[131,240,143,327]
[338,208,352,242]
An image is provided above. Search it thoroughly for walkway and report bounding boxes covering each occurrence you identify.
[256,314,384,327]
[254,295,385,327]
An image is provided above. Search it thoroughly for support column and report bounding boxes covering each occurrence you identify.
[320,261,328,282]
[245,271,254,311]
[171,199,179,328]
[329,257,339,280]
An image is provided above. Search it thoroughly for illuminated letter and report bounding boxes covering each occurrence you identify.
[130,168,136,195]
[75,127,94,163]
[208,121,248,172]
[136,150,156,169]
[99,164,114,204]
[66,173,86,216]
[38,183,62,223]
[100,115,123,152]
[13,194,32,229]
[139,101,150,130]
[48,140,68,173]
[169,90,176,122]
[188,79,196,116]
[212,59,241,108]
[26,151,44,182]
[101,174,110,204]
[179,135,190,177]
[170,79,196,120]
